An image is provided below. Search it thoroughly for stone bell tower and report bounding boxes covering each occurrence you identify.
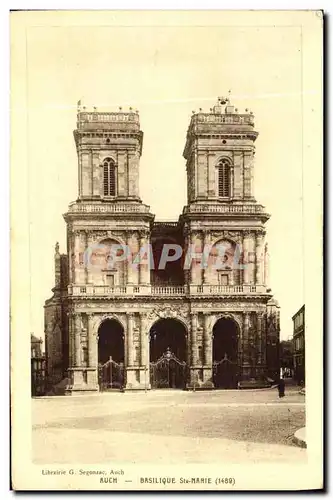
[183,96,258,204]
[63,104,154,393]
[74,105,143,202]
[182,96,280,388]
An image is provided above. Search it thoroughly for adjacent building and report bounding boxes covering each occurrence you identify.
[44,96,280,394]
[31,334,46,396]
[292,305,305,384]
[279,338,294,378]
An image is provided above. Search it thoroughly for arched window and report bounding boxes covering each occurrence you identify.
[103,158,116,196]
[217,158,231,197]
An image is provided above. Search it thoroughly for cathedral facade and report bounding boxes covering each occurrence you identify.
[44,97,280,394]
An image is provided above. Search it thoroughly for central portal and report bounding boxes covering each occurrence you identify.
[149,318,187,389]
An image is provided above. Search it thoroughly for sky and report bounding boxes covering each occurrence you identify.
[20,15,306,341]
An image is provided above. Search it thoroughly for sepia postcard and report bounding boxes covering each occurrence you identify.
[10,10,323,491]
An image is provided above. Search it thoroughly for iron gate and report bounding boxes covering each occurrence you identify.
[150,348,187,389]
[98,357,124,391]
[213,355,239,389]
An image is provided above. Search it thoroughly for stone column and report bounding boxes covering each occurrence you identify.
[207,152,216,196]
[264,243,269,287]
[261,313,267,366]
[87,313,98,389]
[255,232,264,285]
[243,312,250,366]
[257,313,263,367]
[74,313,82,367]
[65,311,85,393]
[126,232,134,284]
[202,231,211,284]
[73,231,81,284]
[194,150,198,198]
[68,312,74,368]
[233,152,243,199]
[139,313,150,389]
[183,227,190,286]
[92,151,100,197]
[87,314,97,367]
[128,152,140,198]
[139,232,149,285]
[85,231,95,285]
[190,232,199,285]
[242,232,250,285]
[230,164,234,198]
[243,151,252,198]
[197,151,207,197]
[117,151,126,197]
[202,313,214,388]
[84,231,89,284]
[140,313,147,367]
[127,314,134,366]
[190,313,197,365]
[203,313,211,366]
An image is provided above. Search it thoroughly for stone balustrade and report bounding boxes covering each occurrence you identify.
[192,113,254,126]
[183,203,266,215]
[67,202,151,214]
[78,111,139,125]
[153,221,179,228]
[192,284,266,294]
[68,284,267,297]
[67,202,265,216]
[151,286,185,295]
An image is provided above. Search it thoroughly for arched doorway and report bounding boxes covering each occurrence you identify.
[212,317,239,389]
[149,318,187,389]
[98,319,125,390]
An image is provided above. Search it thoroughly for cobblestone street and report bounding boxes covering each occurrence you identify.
[32,387,306,464]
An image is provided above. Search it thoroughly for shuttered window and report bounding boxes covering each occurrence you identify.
[103,158,116,196]
[217,159,231,197]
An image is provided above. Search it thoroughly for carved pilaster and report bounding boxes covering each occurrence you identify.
[207,151,216,196]
[138,231,150,285]
[257,313,264,365]
[73,230,81,284]
[190,232,200,285]
[127,314,134,366]
[202,231,211,284]
[264,243,269,287]
[74,313,82,367]
[140,313,148,367]
[87,314,97,368]
[203,313,211,366]
[242,232,251,285]
[84,230,89,284]
[68,312,74,368]
[243,312,250,365]
[255,231,265,285]
[190,312,198,365]
[126,232,134,285]
[230,164,234,198]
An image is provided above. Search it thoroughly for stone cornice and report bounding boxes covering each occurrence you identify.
[67,294,272,303]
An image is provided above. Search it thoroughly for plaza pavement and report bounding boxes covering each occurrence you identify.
[32,387,306,464]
